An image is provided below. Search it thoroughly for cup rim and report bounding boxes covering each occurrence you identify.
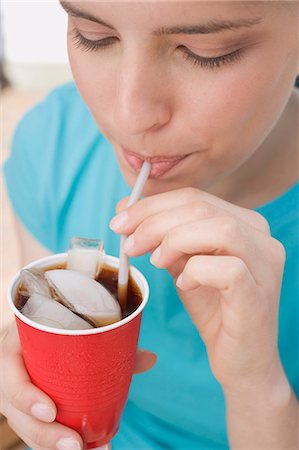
[7,253,149,336]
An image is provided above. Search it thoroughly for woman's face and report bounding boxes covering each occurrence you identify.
[63,1,298,194]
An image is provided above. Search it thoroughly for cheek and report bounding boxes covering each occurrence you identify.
[183,46,296,163]
[68,46,116,126]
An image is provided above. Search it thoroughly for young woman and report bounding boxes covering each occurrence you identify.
[1,1,298,449]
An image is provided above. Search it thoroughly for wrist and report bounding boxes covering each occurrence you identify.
[223,361,298,450]
[223,361,293,411]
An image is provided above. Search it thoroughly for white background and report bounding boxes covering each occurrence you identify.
[2,0,68,64]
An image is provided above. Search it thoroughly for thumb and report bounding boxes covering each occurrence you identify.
[1,323,57,422]
[134,349,157,374]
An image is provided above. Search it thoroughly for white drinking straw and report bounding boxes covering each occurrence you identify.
[118,161,151,309]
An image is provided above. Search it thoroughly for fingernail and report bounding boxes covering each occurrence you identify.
[31,403,56,422]
[123,235,135,252]
[150,246,161,265]
[56,437,82,450]
[176,273,184,288]
[110,211,128,231]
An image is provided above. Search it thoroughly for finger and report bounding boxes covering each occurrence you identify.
[134,349,157,374]
[116,196,130,213]
[175,255,277,337]
[119,201,226,256]
[177,255,255,291]
[111,188,270,235]
[150,216,274,284]
[176,254,259,319]
[5,401,83,450]
[0,324,57,422]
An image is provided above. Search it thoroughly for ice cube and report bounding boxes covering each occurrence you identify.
[22,293,93,330]
[19,268,52,298]
[45,269,121,327]
[67,236,105,279]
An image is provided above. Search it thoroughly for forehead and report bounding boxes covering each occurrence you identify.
[67,1,275,21]
[63,1,296,39]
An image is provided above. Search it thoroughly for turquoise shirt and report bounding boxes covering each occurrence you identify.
[4,83,298,449]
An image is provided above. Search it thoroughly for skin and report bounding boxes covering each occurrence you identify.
[66,0,298,202]
[1,1,298,449]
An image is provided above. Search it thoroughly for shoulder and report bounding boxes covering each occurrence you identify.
[10,82,102,174]
[33,81,86,110]
[40,82,92,119]
[255,181,298,265]
[15,82,95,138]
[4,83,114,251]
[256,181,298,229]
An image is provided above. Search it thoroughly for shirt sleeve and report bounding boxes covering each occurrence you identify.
[3,96,54,251]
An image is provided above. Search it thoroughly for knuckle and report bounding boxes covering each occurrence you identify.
[133,226,144,245]
[185,255,200,274]
[193,200,214,219]
[164,229,180,251]
[219,216,239,241]
[134,220,151,245]
[253,212,271,234]
[229,258,248,284]
[10,383,25,409]
[269,237,286,268]
[29,424,47,447]
[264,283,280,304]
[179,187,199,203]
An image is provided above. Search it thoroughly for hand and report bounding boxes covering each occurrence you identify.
[110,187,286,392]
[0,322,156,450]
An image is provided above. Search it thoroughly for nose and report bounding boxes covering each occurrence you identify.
[113,52,172,135]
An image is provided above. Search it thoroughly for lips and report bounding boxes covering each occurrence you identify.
[122,148,188,178]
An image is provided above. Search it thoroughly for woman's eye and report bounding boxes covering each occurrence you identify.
[71,29,244,70]
[71,30,118,52]
[178,45,244,70]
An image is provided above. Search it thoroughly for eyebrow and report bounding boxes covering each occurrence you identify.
[60,1,262,35]
[60,1,116,29]
[154,18,262,35]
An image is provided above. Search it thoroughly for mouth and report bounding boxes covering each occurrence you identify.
[121,148,189,178]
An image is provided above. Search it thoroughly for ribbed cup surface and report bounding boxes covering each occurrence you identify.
[16,314,141,446]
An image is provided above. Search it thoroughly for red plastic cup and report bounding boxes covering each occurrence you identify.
[7,253,149,449]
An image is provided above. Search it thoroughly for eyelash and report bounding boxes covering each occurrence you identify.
[71,30,244,70]
[71,30,117,51]
[178,45,243,69]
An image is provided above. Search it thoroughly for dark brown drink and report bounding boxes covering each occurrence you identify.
[15,262,142,325]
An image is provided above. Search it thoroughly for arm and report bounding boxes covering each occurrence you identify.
[225,362,298,449]
[13,216,52,265]
[111,187,299,450]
